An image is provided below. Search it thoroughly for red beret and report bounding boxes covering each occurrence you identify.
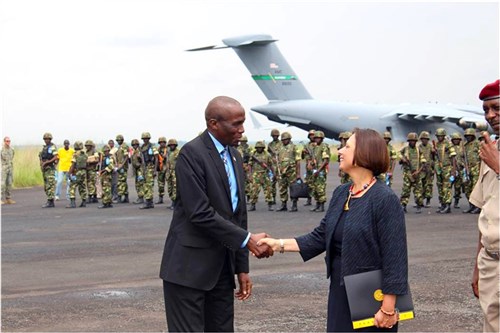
[479,79,500,101]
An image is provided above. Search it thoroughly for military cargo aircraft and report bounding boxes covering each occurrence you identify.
[188,34,490,141]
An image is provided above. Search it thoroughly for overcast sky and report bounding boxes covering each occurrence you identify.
[1,0,498,146]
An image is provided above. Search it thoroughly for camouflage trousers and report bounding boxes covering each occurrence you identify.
[436,166,453,205]
[157,170,167,197]
[86,169,97,196]
[304,170,315,198]
[453,167,464,200]
[311,172,328,203]
[400,171,423,206]
[143,164,156,200]
[166,170,177,201]
[100,172,112,204]
[69,170,87,200]
[43,167,56,200]
[250,171,273,204]
[278,166,297,202]
[245,172,253,200]
[2,165,13,199]
[463,164,480,199]
[420,168,434,199]
[377,173,393,187]
[117,167,128,196]
[133,167,144,199]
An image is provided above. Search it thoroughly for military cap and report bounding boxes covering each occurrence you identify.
[314,130,325,138]
[271,129,280,136]
[308,129,316,137]
[464,128,476,137]
[450,132,462,140]
[407,132,418,141]
[435,128,447,136]
[43,132,53,140]
[131,139,140,145]
[383,131,392,140]
[479,79,500,101]
[74,141,83,150]
[102,145,110,152]
[240,135,248,142]
[141,132,151,139]
[419,131,430,139]
[158,136,167,143]
[254,141,266,148]
[167,138,178,146]
[85,140,95,147]
[116,134,124,141]
[281,132,292,140]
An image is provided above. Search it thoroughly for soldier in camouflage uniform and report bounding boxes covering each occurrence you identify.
[140,132,158,209]
[156,137,168,204]
[267,129,282,204]
[434,128,457,214]
[377,131,398,187]
[301,129,316,206]
[399,133,426,214]
[166,138,180,210]
[248,141,274,211]
[97,145,115,209]
[66,141,87,208]
[130,139,145,205]
[418,131,434,207]
[450,133,465,209]
[1,137,15,204]
[276,132,301,212]
[338,131,352,184]
[309,131,330,212]
[39,133,59,208]
[462,128,481,214]
[237,135,252,202]
[115,134,129,203]
[85,140,99,203]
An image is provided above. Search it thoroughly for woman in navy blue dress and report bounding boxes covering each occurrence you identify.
[259,128,408,332]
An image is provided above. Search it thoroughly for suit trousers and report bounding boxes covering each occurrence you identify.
[163,256,234,332]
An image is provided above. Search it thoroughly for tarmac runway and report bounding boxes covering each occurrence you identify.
[1,165,483,332]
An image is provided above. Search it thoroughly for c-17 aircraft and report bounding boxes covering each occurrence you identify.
[188,34,490,142]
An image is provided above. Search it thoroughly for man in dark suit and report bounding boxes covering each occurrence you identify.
[159,96,272,332]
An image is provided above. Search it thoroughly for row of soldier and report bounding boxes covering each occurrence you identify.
[38,132,179,209]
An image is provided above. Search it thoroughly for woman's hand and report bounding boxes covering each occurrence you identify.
[256,238,280,252]
[373,308,399,329]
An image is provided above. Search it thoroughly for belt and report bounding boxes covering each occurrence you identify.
[485,248,500,260]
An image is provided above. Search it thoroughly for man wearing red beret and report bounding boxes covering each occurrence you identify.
[471,79,499,333]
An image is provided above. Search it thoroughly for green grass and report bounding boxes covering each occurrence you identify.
[12,146,44,188]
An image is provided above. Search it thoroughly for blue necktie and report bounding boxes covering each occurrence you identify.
[221,148,238,211]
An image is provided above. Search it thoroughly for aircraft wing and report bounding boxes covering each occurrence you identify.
[381,104,488,130]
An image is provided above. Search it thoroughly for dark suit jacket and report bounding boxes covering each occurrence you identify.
[159,130,249,291]
[296,181,409,295]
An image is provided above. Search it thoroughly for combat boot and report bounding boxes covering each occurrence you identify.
[42,199,55,208]
[290,200,298,212]
[155,196,164,204]
[6,198,16,204]
[453,198,460,209]
[79,200,87,207]
[310,202,320,212]
[268,203,274,211]
[415,205,422,214]
[438,204,451,214]
[402,204,407,213]
[304,197,312,206]
[120,194,129,203]
[425,198,431,208]
[470,205,481,214]
[248,203,256,211]
[98,203,112,209]
[92,195,99,203]
[277,202,288,212]
[133,197,144,204]
[318,203,325,212]
[436,203,445,213]
[65,198,76,208]
[463,203,473,213]
[140,199,154,209]
[112,196,119,204]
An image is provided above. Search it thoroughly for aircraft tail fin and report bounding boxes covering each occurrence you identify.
[188,34,312,101]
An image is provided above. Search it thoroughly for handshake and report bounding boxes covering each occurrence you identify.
[246,232,280,259]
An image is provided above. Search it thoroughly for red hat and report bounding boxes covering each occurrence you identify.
[479,79,500,101]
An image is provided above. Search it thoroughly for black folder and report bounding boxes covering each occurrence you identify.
[344,269,414,329]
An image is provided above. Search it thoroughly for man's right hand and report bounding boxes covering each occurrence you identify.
[246,233,274,259]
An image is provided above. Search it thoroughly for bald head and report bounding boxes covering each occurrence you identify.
[205,96,245,146]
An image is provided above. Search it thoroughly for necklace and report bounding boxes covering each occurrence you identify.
[343,177,376,211]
